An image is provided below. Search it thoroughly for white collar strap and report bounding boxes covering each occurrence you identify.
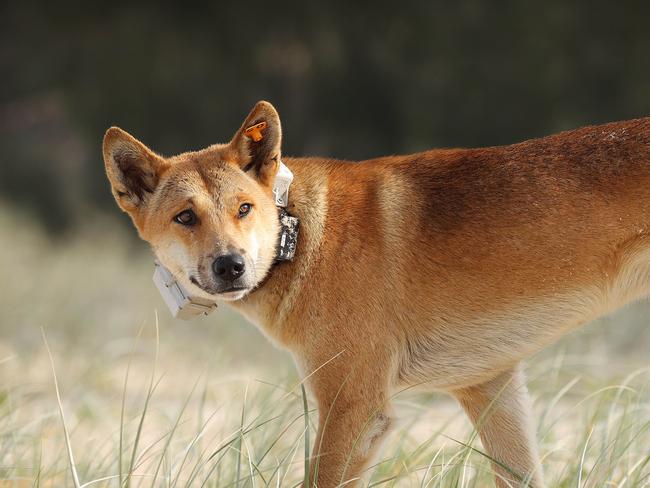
[273,160,293,207]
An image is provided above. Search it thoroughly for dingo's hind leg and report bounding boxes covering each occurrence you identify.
[453,365,544,487]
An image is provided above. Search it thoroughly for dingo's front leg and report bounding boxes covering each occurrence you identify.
[307,366,393,488]
[453,365,544,487]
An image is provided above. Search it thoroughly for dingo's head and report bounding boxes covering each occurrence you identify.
[103,101,283,301]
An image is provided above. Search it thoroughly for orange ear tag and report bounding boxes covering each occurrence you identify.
[244,121,267,142]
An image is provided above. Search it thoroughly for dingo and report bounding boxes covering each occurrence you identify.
[104,101,650,487]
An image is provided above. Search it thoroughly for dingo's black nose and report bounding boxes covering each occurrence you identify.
[213,253,246,281]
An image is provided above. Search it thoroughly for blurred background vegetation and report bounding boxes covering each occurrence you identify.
[1,2,650,485]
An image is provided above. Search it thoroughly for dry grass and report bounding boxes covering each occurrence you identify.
[0,205,649,487]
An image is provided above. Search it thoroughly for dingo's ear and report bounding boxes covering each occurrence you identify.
[103,127,169,215]
[229,101,282,188]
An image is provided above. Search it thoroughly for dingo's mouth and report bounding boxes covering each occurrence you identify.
[217,287,249,301]
[190,276,248,299]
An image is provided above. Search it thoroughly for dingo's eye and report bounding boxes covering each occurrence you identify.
[238,203,252,218]
[174,209,197,226]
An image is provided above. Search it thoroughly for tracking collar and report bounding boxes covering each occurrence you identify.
[273,161,300,262]
[153,161,299,319]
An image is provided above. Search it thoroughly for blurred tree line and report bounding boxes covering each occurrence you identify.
[2,0,650,233]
